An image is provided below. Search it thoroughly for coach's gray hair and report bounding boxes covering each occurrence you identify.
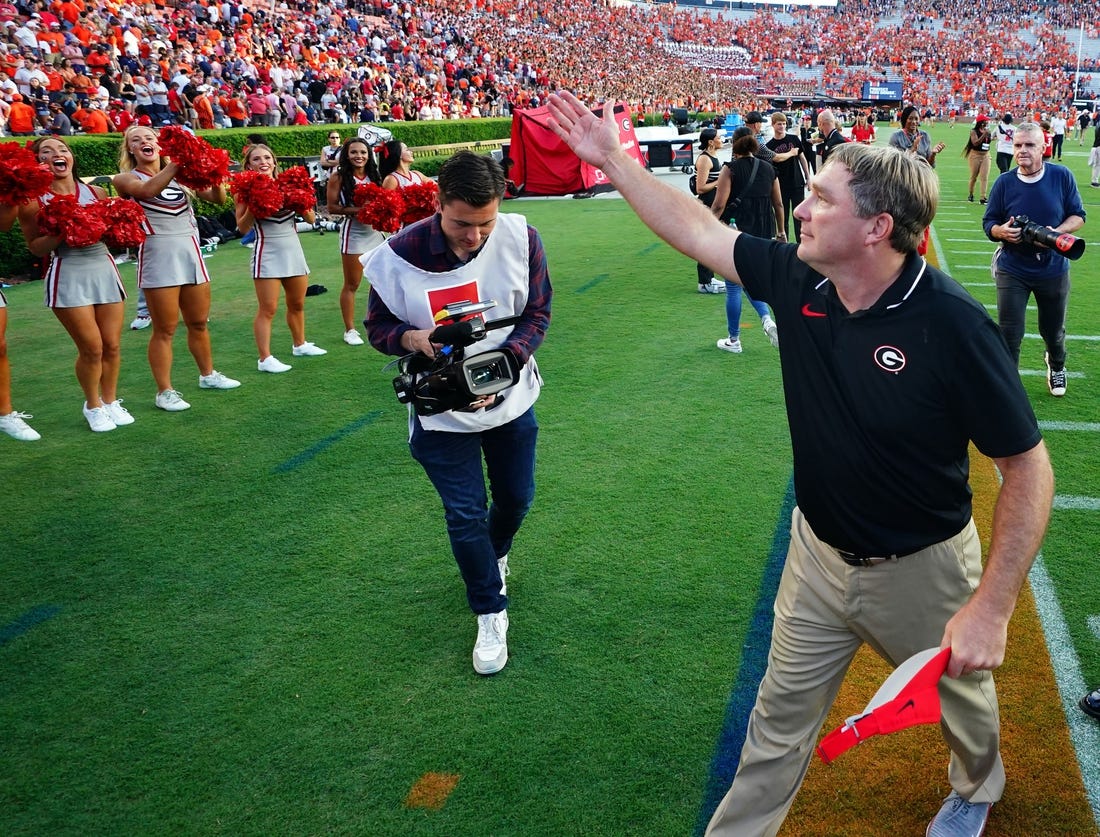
[824,143,938,254]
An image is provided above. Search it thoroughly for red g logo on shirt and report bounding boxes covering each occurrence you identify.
[874,345,906,374]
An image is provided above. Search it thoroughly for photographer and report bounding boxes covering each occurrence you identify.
[364,151,551,676]
[984,122,1085,396]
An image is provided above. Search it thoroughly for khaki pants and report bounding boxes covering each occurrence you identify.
[706,507,1005,837]
[968,151,991,200]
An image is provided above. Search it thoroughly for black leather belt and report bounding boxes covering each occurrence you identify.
[835,548,920,567]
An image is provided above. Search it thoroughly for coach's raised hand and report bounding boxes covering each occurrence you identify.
[546,91,624,170]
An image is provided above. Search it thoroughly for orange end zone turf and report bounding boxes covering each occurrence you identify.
[787,449,1095,835]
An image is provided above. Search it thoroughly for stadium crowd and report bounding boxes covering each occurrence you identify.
[0,0,1097,136]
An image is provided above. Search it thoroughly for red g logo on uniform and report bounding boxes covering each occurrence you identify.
[874,346,906,373]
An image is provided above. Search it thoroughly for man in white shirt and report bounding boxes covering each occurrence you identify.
[1050,112,1067,161]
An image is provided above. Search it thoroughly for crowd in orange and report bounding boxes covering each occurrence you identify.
[0,0,1096,136]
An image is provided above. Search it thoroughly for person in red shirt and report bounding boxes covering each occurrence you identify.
[108,100,133,131]
[7,93,36,135]
[850,111,876,144]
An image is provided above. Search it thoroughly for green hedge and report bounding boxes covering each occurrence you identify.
[2,119,516,278]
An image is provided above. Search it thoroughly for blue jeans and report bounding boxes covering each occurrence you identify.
[993,265,1070,369]
[724,280,771,339]
[410,407,538,614]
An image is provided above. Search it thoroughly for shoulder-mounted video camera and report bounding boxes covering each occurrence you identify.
[392,300,521,416]
[1010,215,1086,260]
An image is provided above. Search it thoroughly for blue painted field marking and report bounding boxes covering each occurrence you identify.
[695,477,795,835]
[273,411,383,474]
[575,274,608,294]
[0,605,61,646]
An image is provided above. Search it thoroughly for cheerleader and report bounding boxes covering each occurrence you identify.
[0,203,39,441]
[18,136,132,433]
[113,125,241,412]
[378,140,429,191]
[235,143,325,373]
[325,137,385,346]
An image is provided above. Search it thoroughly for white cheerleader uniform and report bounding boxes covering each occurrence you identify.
[252,209,309,279]
[41,184,126,309]
[339,174,385,256]
[131,170,210,288]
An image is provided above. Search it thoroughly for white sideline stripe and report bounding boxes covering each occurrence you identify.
[1029,555,1100,830]
[1089,615,1100,641]
[992,415,1100,829]
[1053,495,1100,511]
[957,264,993,270]
[1038,420,1100,431]
[1023,369,1085,379]
[962,282,995,287]
[1027,333,1100,341]
[983,303,1036,312]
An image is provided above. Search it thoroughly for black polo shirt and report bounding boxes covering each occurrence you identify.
[734,234,1041,555]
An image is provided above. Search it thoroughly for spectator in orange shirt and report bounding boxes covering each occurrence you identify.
[73,99,110,132]
[37,21,65,55]
[7,93,37,135]
[192,84,214,129]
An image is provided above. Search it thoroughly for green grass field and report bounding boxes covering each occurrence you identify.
[2,123,1098,835]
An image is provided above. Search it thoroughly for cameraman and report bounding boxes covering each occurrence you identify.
[984,122,1085,397]
[363,151,551,676]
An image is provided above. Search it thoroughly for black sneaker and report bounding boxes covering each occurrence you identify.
[1081,687,1100,719]
[1045,352,1067,397]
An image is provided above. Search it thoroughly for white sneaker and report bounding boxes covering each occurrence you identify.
[698,280,726,294]
[199,370,242,390]
[498,554,510,596]
[257,355,292,373]
[473,610,509,675]
[292,341,328,357]
[717,337,743,353]
[155,389,191,411]
[343,328,365,346]
[762,318,780,348]
[130,315,151,330]
[0,411,41,441]
[83,402,117,432]
[103,399,136,426]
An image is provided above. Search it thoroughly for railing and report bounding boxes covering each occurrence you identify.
[408,139,508,159]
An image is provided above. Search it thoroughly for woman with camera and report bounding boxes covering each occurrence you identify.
[709,129,782,352]
[965,116,992,203]
[693,127,726,294]
[326,137,386,347]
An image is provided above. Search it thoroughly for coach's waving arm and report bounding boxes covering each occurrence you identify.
[547,91,742,287]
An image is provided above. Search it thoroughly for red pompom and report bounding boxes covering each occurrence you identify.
[38,193,108,247]
[67,206,108,248]
[400,180,439,226]
[353,182,404,233]
[230,170,283,218]
[101,197,148,249]
[157,126,230,191]
[36,193,78,239]
[0,142,53,206]
[277,166,317,214]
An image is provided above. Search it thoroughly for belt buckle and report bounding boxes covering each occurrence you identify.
[838,550,883,567]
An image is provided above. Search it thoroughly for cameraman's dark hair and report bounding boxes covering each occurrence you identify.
[438,150,506,207]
